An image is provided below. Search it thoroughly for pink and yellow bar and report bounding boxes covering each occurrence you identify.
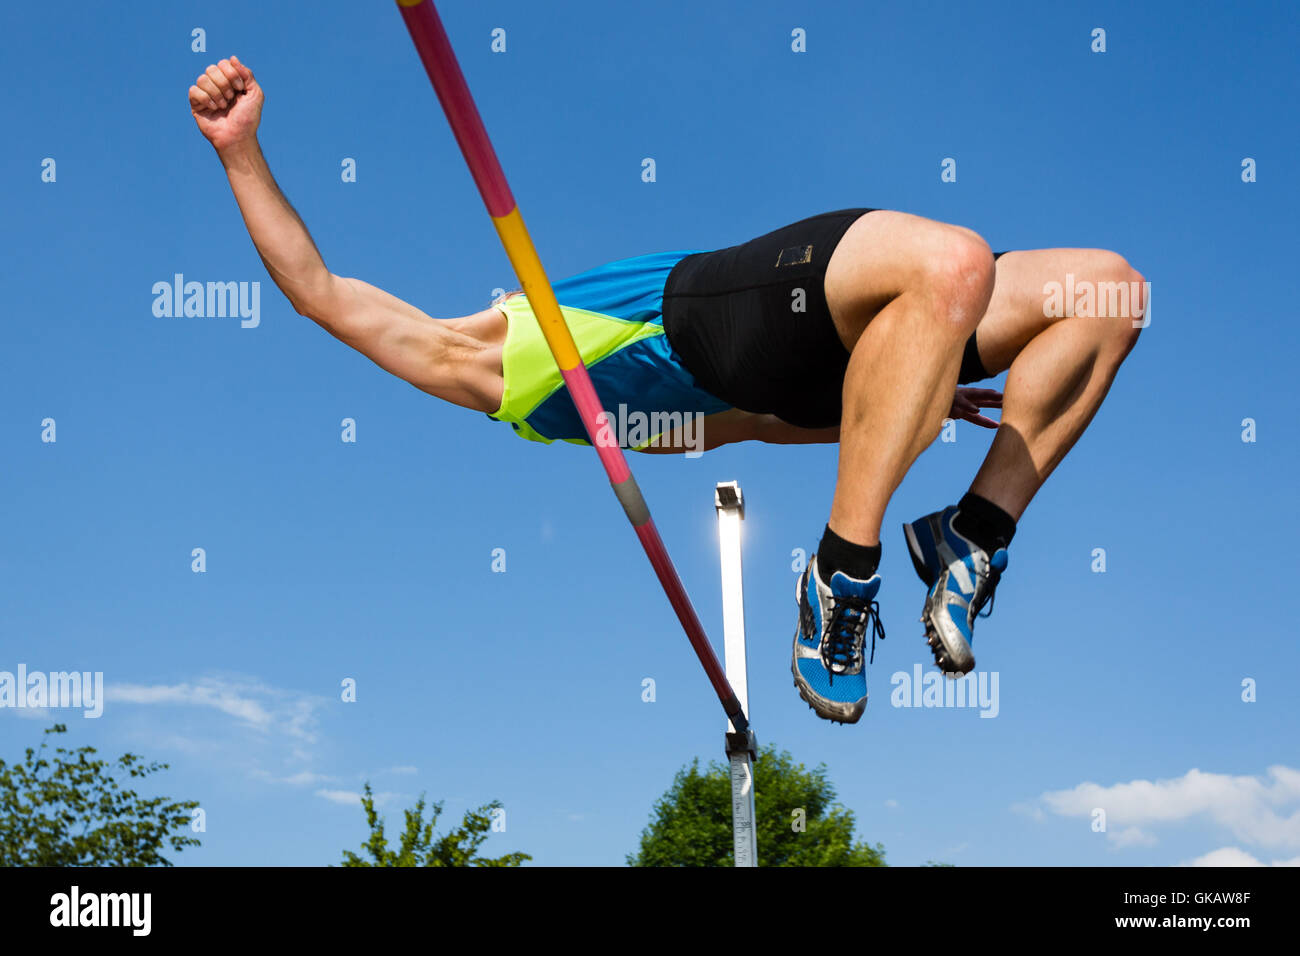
[396,0,747,732]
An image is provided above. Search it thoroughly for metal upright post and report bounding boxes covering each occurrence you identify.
[716,481,757,867]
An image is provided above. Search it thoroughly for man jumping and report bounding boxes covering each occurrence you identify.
[191,57,1144,724]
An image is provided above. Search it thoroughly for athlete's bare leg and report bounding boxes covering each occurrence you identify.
[963,250,1145,520]
[823,211,996,547]
[818,212,1143,547]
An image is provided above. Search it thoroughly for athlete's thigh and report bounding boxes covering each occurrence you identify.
[975,248,1126,376]
[823,210,990,349]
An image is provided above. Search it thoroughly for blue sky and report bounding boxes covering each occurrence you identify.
[3,0,1298,867]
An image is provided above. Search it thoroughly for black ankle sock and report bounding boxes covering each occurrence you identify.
[951,492,1016,554]
[817,525,881,581]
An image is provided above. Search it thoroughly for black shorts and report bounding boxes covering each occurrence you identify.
[661,208,996,429]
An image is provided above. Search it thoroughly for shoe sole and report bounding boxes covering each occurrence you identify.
[904,521,975,677]
[919,583,975,677]
[790,645,866,724]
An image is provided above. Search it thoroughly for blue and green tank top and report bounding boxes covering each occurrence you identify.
[488,251,731,447]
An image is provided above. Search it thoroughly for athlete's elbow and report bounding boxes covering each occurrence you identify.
[289,295,317,319]
[290,275,352,329]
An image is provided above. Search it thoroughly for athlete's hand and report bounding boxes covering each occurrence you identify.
[949,387,1002,429]
[189,56,263,152]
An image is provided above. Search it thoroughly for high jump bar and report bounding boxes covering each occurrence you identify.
[395,0,748,733]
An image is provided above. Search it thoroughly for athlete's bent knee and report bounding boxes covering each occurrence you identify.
[1089,251,1146,356]
[913,228,996,334]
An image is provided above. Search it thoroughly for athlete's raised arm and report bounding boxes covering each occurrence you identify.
[189,57,503,413]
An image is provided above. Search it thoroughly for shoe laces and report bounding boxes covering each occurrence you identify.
[971,562,1003,620]
[823,594,886,680]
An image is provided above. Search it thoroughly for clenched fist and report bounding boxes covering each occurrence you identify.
[190,56,263,152]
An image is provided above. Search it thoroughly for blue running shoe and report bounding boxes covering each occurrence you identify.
[791,555,885,724]
[902,505,1008,675]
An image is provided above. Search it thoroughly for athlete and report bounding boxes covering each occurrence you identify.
[191,58,1144,724]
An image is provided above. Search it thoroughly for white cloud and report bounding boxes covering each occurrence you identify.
[1181,847,1300,867]
[347,765,419,783]
[1108,826,1157,848]
[279,770,335,785]
[1038,765,1300,850]
[1010,800,1046,822]
[107,676,325,743]
[104,674,333,783]
[316,788,400,808]
[7,706,53,721]
[316,789,364,806]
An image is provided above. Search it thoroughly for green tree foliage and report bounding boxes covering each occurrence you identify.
[628,744,886,867]
[341,783,530,867]
[0,724,200,866]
